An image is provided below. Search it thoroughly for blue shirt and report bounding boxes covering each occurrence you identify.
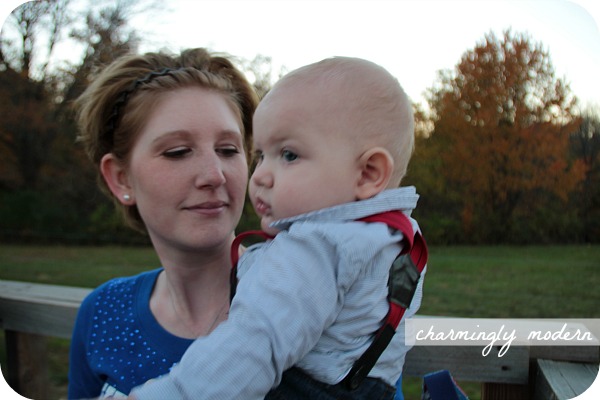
[68,269,194,399]
[133,187,426,400]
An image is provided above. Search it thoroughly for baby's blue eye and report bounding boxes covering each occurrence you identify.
[281,149,298,162]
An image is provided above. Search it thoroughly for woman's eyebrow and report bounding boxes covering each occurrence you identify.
[151,130,192,145]
[218,128,244,139]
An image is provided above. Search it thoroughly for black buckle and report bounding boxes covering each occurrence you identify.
[388,253,420,308]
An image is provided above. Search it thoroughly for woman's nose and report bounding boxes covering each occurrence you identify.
[195,153,226,189]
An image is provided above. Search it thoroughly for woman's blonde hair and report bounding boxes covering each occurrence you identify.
[75,48,259,232]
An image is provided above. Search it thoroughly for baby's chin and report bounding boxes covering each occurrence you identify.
[261,219,280,236]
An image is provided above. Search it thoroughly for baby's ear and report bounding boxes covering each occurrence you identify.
[355,147,394,200]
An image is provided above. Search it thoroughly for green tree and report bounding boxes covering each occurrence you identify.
[417,30,585,243]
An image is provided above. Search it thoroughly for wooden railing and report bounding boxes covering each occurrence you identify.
[1,279,598,399]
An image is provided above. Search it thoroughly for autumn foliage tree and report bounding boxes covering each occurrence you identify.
[0,0,146,242]
[407,31,585,243]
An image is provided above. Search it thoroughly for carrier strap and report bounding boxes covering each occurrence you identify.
[343,211,428,390]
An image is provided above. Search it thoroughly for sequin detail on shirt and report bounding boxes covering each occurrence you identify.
[83,271,191,395]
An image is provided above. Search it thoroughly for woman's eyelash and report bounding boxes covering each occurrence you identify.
[163,147,191,158]
[162,146,241,159]
[217,146,240,157]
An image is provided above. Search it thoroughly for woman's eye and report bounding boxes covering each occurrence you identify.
[217,146,240,157]
[281,149,298,162]
[163,147,191,158]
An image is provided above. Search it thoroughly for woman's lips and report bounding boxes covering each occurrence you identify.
[185,201,227,215]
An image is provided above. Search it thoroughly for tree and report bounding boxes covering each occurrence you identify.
[0,0,71,188]
[239,54,286,99]
[0,0,152,243]
[0,0,71,80]
[571,107,600,242]
[0,0,148,188]
[404,103,463,244]
[420,30,585,243]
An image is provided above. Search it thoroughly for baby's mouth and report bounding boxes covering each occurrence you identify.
[253,197,271,216]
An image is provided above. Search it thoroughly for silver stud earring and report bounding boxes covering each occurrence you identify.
[123,194,131,201]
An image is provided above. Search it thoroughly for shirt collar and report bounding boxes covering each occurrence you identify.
[271,186,419,231]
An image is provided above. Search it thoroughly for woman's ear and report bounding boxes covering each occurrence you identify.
[355,147,394,200]
[100,153,134,205]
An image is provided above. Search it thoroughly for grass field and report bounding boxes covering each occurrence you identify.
[1,244,599,399]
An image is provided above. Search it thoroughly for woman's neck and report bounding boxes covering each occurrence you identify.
[150,244,233,339]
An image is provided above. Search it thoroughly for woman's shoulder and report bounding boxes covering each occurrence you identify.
[81,268,161,307]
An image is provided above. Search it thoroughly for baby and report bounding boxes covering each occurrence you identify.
[132,56,427,399]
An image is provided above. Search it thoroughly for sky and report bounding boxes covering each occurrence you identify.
[1,0,600,109]
[128,0,600,109]
[1,1,600,398]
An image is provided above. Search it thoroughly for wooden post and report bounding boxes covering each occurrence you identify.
[481,382,530,400]
[5,330,50,399]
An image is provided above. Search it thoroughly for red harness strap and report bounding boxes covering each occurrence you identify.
[343,211,428,390]
[229,211,428,390]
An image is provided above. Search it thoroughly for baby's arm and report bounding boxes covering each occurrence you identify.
[131,233,339,399]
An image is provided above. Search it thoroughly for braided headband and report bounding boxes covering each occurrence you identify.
[105,67,183,145]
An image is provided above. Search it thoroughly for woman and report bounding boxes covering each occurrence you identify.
[68,48,258,399]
